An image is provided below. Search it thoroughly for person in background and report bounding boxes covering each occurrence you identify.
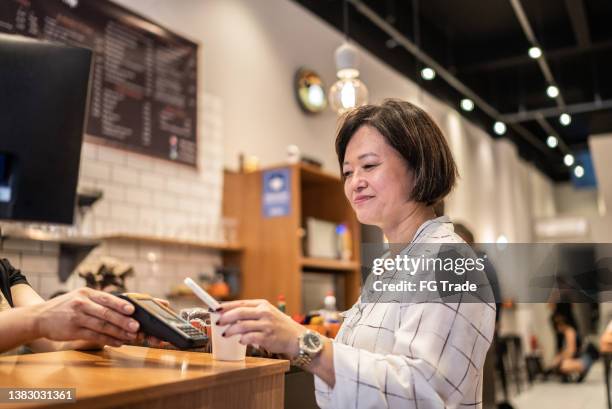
[601,321,612,353]
[0,258,140,354]
[452,223,501,317]
[548,311,597,382]
[549,301,579,353]
[213,99,496,408]
[453,223,512,409]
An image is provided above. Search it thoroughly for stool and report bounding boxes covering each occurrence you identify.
[499,335,524,395]
[525,354,543,384]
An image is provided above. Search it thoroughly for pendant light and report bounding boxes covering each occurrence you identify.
[329,0,369,115]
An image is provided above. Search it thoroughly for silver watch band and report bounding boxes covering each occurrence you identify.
[291,350,313,368]
[291,330,323,368]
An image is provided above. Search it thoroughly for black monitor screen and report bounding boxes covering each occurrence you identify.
[0,33,92,224]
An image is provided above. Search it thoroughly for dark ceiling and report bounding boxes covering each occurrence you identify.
[293,0,612,181]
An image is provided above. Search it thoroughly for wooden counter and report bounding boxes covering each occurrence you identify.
[0,346,289,409]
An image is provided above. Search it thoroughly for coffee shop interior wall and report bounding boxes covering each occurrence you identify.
[1,0,561,303]
[112,0,557,239]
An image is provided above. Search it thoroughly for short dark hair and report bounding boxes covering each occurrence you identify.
[335,99,458,205]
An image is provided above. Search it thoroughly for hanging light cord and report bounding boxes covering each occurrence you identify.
[413,0,420,81]
[343,0,349,41]
[413,0,420,49]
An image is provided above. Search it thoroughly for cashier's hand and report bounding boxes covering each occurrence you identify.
[30,288,140,347]
[217,299,306,359]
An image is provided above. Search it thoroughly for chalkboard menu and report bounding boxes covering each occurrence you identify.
[0,0,198,166]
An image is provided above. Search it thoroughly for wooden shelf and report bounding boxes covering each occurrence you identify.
[224,165,361,313]
[263,163,341,184]
[298,163,342,184]
[99,233,243,252]
[0,225,100,246]
[300,257,359,272]
[0,226,101,282]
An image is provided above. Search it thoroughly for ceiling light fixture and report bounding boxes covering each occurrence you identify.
[329,1,368,115]
[574,165,584,178]
[528,46,542,59]
[460,98,474,112]
[559,113,572,126]
[546,135,558,148]
[493,121,507,135]
[421,67,436,80]
[564,154,575,167]
[546,85,559,98]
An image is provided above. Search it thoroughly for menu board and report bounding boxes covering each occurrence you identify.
[0,0,198,166]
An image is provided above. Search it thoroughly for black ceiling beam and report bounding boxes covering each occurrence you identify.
[501,98,612,123]
[509,0,565,107]
[534,114,573,158]
[347,0,499,118]
[291,0,572,182]
[348,0,554,159]
[564,0,591,47]
[459,39,612,74]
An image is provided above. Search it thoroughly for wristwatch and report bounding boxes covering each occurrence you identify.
[291,330,324,368]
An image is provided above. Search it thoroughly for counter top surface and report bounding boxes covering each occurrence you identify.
[0,345,289,409]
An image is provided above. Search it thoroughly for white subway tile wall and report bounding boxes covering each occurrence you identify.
[0,94,224,301]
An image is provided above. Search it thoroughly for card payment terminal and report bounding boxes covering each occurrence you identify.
[118,293,208,349]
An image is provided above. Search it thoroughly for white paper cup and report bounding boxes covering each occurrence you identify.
[210,312,246,361]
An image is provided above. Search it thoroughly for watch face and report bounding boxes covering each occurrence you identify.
[304,332,322,351]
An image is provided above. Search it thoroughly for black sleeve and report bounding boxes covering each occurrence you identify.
[0,258,30,307]
[2,259,29,287]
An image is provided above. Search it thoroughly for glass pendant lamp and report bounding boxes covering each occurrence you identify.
[328,0,369,114]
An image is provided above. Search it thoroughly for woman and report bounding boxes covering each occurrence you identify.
[547,312,596,382]
[602,321,612,353]
[0,257,140,354]
[217,99,496,408]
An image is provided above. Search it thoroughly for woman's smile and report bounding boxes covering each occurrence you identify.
[353,194,374,205]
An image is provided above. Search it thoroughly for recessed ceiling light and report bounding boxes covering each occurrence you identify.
[493,121,506,135]
[546,135,558,148]
[421,67,436,80]
[528,46,542,59]
[564,154,575,167]
[546,85,559,98]
[460,98,474,112]
[574,165,584,178]
[559,113,572,126]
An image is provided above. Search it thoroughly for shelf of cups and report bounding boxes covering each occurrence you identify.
[300,257,359,272]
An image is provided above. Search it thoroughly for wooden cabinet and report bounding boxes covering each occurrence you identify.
[223,163,361,314]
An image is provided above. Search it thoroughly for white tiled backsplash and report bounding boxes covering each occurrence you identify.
[0,94,225,300]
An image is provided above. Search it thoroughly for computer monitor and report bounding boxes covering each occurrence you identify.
[0,33,92,224]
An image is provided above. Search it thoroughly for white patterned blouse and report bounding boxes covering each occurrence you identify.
[314,216,496,409]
